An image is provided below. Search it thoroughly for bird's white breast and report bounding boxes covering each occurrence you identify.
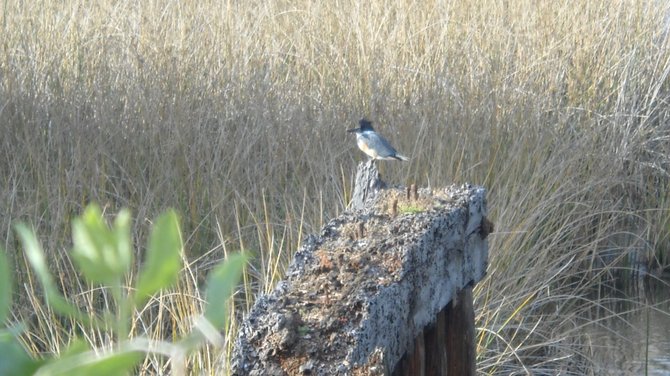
[356,134,379,158]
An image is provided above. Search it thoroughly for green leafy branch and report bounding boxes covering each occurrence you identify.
[0,204,247,376]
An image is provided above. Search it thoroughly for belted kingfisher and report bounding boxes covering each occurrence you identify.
[347,119,409,161]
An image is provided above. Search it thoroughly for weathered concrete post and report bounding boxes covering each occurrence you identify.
[349,160,387,210]
[231,162,490,375]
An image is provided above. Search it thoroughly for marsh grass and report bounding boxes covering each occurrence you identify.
[2,0,670,374]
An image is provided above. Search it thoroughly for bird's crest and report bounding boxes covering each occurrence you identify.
[359,118,374,132]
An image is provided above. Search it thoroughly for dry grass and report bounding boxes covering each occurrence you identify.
[2,0,670,374]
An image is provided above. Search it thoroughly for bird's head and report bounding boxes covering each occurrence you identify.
[347,118,375,133]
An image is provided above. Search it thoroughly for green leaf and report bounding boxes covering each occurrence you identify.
[70,350,142,376]
[135,210,182,304]
[112,209,133,275]
[15,224,87,321]
[71,205,133,286]
[35,339,142,376]
[0,330,41,376]
[203,253,247,329]
[0,248,12,323]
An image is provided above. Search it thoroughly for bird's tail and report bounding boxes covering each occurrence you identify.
[394,154,410,162]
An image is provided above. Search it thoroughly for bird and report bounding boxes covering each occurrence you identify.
[347,118,409,161]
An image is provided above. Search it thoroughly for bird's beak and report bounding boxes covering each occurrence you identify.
[347,128,360,133]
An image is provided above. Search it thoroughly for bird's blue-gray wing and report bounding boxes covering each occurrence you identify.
[362,132,398,157]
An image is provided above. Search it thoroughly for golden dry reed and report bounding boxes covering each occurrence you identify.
[2,0,670,374]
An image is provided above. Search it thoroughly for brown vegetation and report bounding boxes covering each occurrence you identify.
[1,0,670,374]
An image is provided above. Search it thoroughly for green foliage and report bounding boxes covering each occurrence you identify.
[0,205,246,375]
[399,205,424,215]
[15,225,88,322]
[33,340,142,376]
[0,330,41,376]
[135,210,183,305]
[203,253,247,329]
[0,250,11,323]
[71,205,133,286]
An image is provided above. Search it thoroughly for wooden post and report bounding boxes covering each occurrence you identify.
[407,331,425,376]
[424,309,447,376]
[445,286,477,376]
[398,287,476,376]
